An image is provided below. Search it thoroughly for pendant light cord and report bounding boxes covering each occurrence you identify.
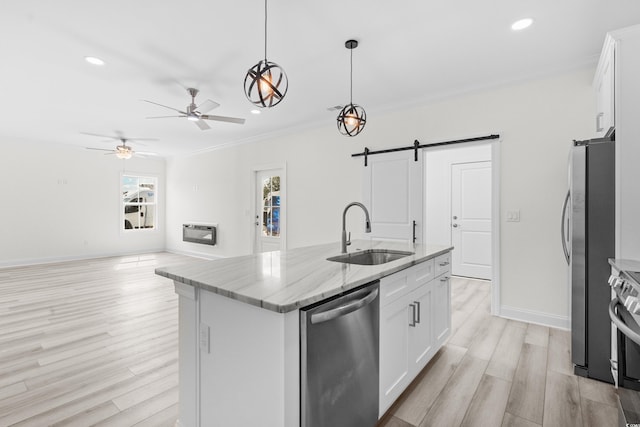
[349,48,353,104]
[264,0,268,61]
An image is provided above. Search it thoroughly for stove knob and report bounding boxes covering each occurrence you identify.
[625,296,638,310]
[614,278,625,290]
[609,275,618,286]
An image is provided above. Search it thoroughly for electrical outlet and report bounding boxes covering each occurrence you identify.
[506,210,521,222]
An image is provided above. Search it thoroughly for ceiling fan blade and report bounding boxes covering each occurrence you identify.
[125,137,159,142]
[86,147,114,152]
[81,131,119,140]
[137,151,160,156]
[146,115,186,119]
[142,100,187,114]
[197,99,220,114]
[200,114,246,125]
[194,119,210,130]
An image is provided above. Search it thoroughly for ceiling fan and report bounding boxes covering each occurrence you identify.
[82,132,159,159]
[143,88,246,130]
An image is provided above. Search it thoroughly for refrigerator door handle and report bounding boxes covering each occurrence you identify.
[561,190,571,264]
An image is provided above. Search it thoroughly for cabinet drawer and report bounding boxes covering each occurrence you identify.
[435,253,451,277]
[414,259,435,284]
[380,270,411,307]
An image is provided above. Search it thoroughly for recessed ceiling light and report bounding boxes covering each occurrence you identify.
[84,56,105,66]
[511,18,533,31]
[251,109,261,115]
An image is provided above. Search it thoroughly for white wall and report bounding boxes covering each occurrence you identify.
[425,143,492,246]
[166,67,595,326]
[0,139,166,266]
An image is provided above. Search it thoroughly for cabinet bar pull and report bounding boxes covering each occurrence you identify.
[412,220,417,243]
[439,261,449,266]
[409,304,417,327]
[414,301,421,324]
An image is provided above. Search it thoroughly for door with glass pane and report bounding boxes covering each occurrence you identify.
[255,170,284,253]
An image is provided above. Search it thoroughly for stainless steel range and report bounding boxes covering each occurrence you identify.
[608,259,640,426]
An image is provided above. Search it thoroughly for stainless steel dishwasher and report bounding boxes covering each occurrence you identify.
[300,281,379,427]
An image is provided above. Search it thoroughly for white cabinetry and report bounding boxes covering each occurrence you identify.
[434,253,451,347]
[594,35,616,137]
[609,24,640,260]
[174,284,299,427]
[379,252,451,416]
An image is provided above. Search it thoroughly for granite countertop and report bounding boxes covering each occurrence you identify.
[156,240,452,313]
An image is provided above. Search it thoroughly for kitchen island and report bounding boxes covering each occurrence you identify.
[156,240,452,427]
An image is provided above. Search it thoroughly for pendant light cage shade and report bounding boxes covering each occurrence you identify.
[244,59,288,108]
[337,39,366,137]
[337,103,366,136]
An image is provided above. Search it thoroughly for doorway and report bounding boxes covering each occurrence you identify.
[424,141,500,315]
[253,167,286,254]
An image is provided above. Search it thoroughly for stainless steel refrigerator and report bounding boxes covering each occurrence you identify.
[561,136,615,383]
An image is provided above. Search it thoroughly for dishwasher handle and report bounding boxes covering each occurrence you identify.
[310,287,379,324]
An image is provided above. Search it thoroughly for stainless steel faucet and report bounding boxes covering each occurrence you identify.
[341,202,372,253]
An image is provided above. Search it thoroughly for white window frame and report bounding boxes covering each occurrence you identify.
[120,172,159,232]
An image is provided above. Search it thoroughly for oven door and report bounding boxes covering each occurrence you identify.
[610,299,640,390]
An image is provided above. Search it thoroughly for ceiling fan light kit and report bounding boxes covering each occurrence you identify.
[337,39,366,137]
[115,145,133,159]
[82,132,158,160]
[244,0,288,108]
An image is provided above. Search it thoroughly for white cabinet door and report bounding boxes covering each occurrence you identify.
[379,294,411,416]
[434,275,451,347]
[363,151,423,243]
[378,253,451,418]
[408,282,434,373]
[594,36,615,137]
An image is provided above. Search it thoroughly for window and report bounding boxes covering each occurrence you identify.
[122,175,157,230]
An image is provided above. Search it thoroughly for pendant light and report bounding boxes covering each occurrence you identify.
[244,0,288,108]
[337,39,366,137]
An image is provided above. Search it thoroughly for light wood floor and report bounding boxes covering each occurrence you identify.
[0,253,191,427]
[0,254,619,426]
[379,278,619,427]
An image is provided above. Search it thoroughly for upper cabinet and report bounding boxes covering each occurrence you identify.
[608,24,640,260]
[593,35,616,137]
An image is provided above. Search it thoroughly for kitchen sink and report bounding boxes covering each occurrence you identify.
[327,249,414,266]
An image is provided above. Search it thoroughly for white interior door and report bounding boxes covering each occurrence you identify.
[254,169,284,253]
[451,161,492,279]
[363,151,423,243]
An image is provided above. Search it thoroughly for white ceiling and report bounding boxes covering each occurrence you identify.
[1,1,639,157]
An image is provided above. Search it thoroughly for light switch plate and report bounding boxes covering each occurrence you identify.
[199,323,210,353]
[506,210,521,222]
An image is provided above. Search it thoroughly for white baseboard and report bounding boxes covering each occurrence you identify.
[499,305,570,330]
[0,248,166,269]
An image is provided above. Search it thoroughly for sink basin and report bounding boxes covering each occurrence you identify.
[327,249,414,266]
